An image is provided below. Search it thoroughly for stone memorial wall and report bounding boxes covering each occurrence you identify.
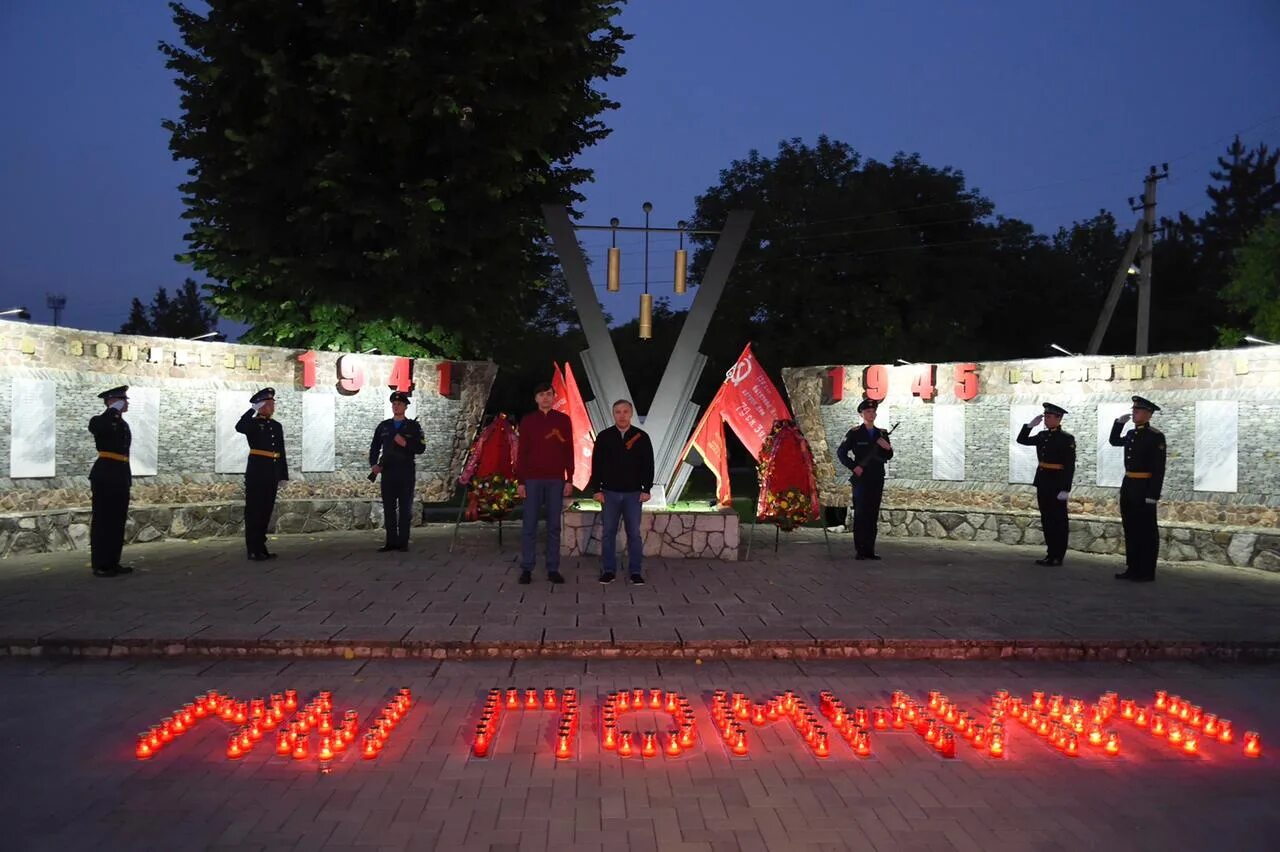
[784,345,1280,571]
[0,320,494,554]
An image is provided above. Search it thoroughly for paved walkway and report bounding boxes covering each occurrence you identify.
[0,658,1276,850]
[3,527,1280,659]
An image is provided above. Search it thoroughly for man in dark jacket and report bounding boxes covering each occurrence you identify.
[515,382,574,584]
[590,399,654,585]
[1016,402,1076,566]
[836,398,894,560]
[369,391,426,552]
[1110,395,1167,582]
[88,385,133,577]
[236,387,288,561]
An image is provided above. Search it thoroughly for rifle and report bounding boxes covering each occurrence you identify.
[847,421,899,480]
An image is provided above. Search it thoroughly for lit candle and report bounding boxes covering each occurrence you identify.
[1065,734,1079,757]
[1167,725,1184,747]
[855,707,869,728]
[617,691,630,712]
[972,725,987,749]
[603,724,617,750]
[753,704,767,726]
[277,730,292,756]
[856,730,873,758]
[1105,732,1120,756]
[234,703,248,725]
[361,733,378,760]
[136,734,154,760]
[1202,714,1218,737]
[665,731,682,757]
[1120,700,1135,720]
[250,698,265,719]
[1135,707,1150,728]
[618,731,634,758]
[1217,720,1233,744]
[1189,706,1203,727]
[1244,731,1262,758]
[731,728,748,756]
[924,721,938,743]
[814,731,830,758]
[892,708,906,730]
[1089,726,1104,746]
[227,734,244,760]
[1151,715,1167,737]
[1032,691,1045,711]
[524,689,538,710]
[928,691,940,710]
[633,688,645,709]
[1182,733,1199,755]
[239,729,253,752]
[666,692,678,714]
[544,688,557,710]
[473,726,489,758]
[1154,690,1167,710]
[248,720,263,742]
[147,727,162,751]
[556,733,572,760]
[193,697,208,718]
[284,689,298,712]
[318,735,335,762]
[646,688,661,710]
[171,715,187,736]
[988,732,1004,759]
[318,691,332,711]
[941,732,957,759]
[873,708,888,730]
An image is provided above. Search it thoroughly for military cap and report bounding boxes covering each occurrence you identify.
[857,398,879,413]
[389,391,411,405]
[1042,402,1068,416]
[97,385,129,401]
[1131,395,1160,412]
[249,387,276,404]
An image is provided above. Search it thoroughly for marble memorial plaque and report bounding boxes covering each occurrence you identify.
[302,393,336,472]
[1008,404,1043,484]
[215,391,251,474]
[931,405,965,481]
[125,386,160,476]
[1194,400,1237,493]
[9,378,55,477]
[1096,402,1133,487]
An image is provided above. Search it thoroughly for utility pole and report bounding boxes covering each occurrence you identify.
[46,293,67,327]
[1131,164,1168,355]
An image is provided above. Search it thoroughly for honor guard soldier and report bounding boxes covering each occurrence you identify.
[836,398,894,560]
[1109,395,1166,582]
[369,391,426,552]
[88,386,133,577]
[236,387,288,561]
[1016,402,1076,566]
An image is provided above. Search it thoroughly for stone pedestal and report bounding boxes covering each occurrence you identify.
[561,508,740,560]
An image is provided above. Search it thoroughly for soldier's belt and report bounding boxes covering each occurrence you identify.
[1124,471,1153,479]
[249,449,282,459]
[97,451,130,462]
[1037,463,1065,470]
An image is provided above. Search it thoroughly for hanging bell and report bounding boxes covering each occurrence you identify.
[639,293,653,340]
[674,220,688,294]
[607,217,621,292]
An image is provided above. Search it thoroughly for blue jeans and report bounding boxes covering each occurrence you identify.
[601,491,643,576]
[520,479,563,572]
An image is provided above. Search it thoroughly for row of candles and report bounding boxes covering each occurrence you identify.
[602,688,696,758]
[899,691,1004,759]
[710,690,861,758]
[135,688,414,767]
[1131,691,1260,757]
[998,691,1118,757]
[473,688,581,759]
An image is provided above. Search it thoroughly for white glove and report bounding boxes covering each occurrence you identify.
[109,400,126,411]
[251,401,265,413]
[1029,415,1043,428]
[1056,491,1068,501]
[1116,414,1131,424]
[1144,498,1157,505]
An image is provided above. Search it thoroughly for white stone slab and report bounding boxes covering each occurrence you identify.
[1194,400,1238,493]
[9,378,55,477]
[302,392,336,472]
[1008,404,1043,484]
[215,390,251,474]
[125,386,160,476]
[931,405,965,481]
[1096,402,1133,487]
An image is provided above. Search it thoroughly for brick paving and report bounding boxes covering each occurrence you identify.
[0,658,1276,851]
[3,527,1280,659]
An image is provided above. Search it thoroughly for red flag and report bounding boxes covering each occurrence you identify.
[681,386,732,506]
[718,344,791,459]
[552,362,595,491]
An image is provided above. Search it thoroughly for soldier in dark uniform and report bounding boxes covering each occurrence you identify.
[836,399,894,560]
[236,387,288,561]
[1016,402,1076,566]
[1109,395,1166,582]
[369,391,426,552]
[88,385,134,577]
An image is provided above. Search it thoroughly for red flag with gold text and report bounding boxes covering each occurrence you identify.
[718,344,791,459]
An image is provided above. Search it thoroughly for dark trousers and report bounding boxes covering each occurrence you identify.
[1036,488,1069,560]
[520,479,563,572]
[1119,482,1159,578]
[852,477,885,557]
[90,469,130,570]
[244,472,279,556]
[380,468,415,547]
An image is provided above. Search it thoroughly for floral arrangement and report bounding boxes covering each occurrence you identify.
[471,473,518,521]
[762,487,813,531]
[756,419,821,532]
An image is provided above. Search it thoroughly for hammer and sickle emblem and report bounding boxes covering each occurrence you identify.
[725,355,753,386]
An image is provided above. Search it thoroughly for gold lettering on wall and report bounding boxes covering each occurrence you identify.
[94,343,110,359]
[1007,368,1022,384]
[68,340,84,356]
[1031,369,1043,383]
[223,353,236,369]
[1154,362,1170,379]
[1236,358,1250,376]
[120,344,137,362]
[246,355,261,371]
[20,338,36,355]
[1181,362,1198,378]
[1126,364,1144,380]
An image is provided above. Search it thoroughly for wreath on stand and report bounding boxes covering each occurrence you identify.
[756,419,821,532]
[459,414,519,522]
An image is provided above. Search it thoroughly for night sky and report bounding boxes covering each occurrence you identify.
[1,0,1277,334]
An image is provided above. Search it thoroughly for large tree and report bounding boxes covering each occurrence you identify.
[120,279,220,338]
[161,0,628,358]
[1218,215,1280,344]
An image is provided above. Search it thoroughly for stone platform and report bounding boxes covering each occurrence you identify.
[3,526,1280,662]
[560,508,740,561]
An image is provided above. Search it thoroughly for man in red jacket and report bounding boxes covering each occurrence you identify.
[516,382,575,584]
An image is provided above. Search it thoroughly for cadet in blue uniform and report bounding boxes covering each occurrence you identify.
[88,385,134,577]
[369,391,426,552]
[836,399,894,560]
[1016,402,1076,566]
[236,387,288,561]
[1109,395,1166,582]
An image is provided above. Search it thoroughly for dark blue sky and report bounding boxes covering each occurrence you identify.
[1,0,1277,334]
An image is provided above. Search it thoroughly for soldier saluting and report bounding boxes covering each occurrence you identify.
[88,385,134,577]
[1110,395,1166,582]
[836,398,894,561]
[236,387,288,561]
[369,391,426,552]
[1016,402,1076,566]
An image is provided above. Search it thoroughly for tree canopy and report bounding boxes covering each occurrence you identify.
[161,0,629,358]
[119,279,220,338]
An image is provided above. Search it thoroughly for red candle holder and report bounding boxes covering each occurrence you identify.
[361,733,379,760]
[544,688,557,710]
[318,691,333,711]
[506,689,519,710]
[248,720,263,742]
[171,715,187,736]
[752,705,767,727]
[227,734,245,760]
[892,708,906,730]
[473,730,489,758]
[679,724,696,750]
[766,700,781,722]
[814,731,830,758]
[146,727,162,751]
[632,688,645,709]
[1182,733,1199,755]
[641,731,658,759]
[1088,726,1104,746]
[1168,725,1185,747]
[1065,734,1079,757]
[603,724,618,751]
[731,728,748,756]
[220,702,235,722]
[136,734,154,760]
[972,725,987,749]
[872,708,888,730]
[1217,720,1233,744]
[250,698,265,719]
[855,730,872,758]
[988,732,1004,759]
[940,733,956,759]
[1189,706,1203,727]
[556,733,572,760]
[1154,690,1167,710]
[1104,732,1121,756]
[665,692,679,714]
[238,729,253,752]
[1201,714,1218,737]
[193,697,208,718]
[1244,731,1262,758]
[618,731,634,758]
[927,691,940,710]
[318,736,335,762]
[1151,715,1167,737]
[665,731,682,757]
[234,703,248,726]
[277,730,292,756]
[1135,707,1150,728]
[1032,691,1045,711]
